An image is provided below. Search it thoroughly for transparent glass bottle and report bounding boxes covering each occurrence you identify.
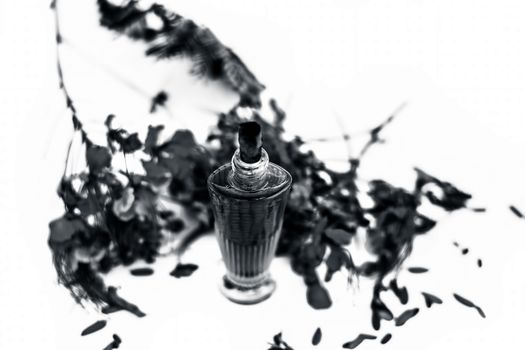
[207,123,292,304]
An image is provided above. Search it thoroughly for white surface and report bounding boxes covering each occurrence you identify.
[1,0,525,349]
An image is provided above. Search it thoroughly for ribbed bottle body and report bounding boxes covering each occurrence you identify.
[208,162,291,293]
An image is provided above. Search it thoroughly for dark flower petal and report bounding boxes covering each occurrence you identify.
[81,320,107,336]
[453,293,486,318]
[453,293,475,307]
[407,267,428,274]
[170,263,199,278]
[510,205,523,218]
[130,267,154,276]
[342,334,377,349]
[421,292,443,308]
[395,308,419,326]
[312,327,322,346]
[306,283,332,309]
[380,333,392,344]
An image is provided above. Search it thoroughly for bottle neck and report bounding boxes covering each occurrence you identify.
[229,148,269,191]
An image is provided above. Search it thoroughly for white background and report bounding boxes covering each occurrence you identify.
[1,0,525,349]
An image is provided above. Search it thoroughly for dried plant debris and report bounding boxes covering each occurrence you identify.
[268,332,294,350]
[170,263,199,278]
[389,279,409,304]
[421,292,443,308]
[130,267,154,276]
[509,205,523,218]
[380,333,392,344]
[342,334,377,349]
[453,293,486,318]
[395,308,419,326]
[48,3,489,346]
[407,267,429,274]
[97,0,264,107]
[312,327,322,346]
[81,320,107,336]
[103,334,122,350]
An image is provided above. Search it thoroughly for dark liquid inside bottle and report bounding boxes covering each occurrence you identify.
[208,161,292,298]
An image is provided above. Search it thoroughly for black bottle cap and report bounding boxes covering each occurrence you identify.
[238,121,262,163]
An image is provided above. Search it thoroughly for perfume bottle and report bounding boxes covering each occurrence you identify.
[207,121,292,304]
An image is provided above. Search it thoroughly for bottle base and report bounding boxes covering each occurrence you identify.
[219,275,276,305]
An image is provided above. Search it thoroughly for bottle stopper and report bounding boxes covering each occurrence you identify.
[238,121,262,163]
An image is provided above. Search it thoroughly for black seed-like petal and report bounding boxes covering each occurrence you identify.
[170,263,199,278]
[422,292,443,308]
[312,327,322,346]
[471,207,486,212]
[342,334,377,349]
[453,293,486,318]
[461,248,469,255]
[81,320,107,336]
[395,308,419,326]
[453,293,475,307]
[408,267,428,274]
[130,267,154,276]
[510,205,523,218]
[380,333,392,344]
[477,259,483,268]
